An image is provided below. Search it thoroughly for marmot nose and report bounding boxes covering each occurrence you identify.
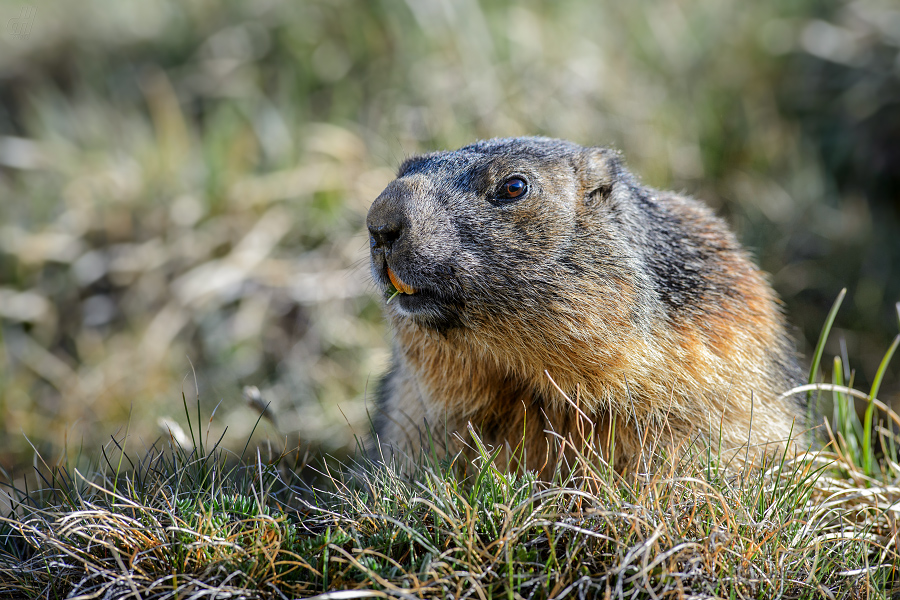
[367,219,402,250]
[367,184,409,250]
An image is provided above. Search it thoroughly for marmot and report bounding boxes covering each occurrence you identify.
[366,137,804,473]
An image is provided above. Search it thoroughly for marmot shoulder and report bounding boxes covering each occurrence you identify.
[366,136,804,473]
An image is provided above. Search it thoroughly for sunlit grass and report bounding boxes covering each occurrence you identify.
[2,376,900,598]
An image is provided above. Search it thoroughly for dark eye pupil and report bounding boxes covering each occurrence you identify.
[503,178,526,198]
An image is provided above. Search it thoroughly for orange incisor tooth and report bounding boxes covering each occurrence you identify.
[387,268,416,295]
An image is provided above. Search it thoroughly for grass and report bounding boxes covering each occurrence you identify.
[2,363,900,599]
[1,0,898,474]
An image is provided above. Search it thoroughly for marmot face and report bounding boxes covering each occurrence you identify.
[367,137,608,331]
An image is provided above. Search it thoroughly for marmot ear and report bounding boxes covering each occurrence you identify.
[577,147,618,206]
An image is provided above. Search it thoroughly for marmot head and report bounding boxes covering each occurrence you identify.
[366,137,624,331]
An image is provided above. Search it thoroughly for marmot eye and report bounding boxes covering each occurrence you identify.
[498,177,527,201]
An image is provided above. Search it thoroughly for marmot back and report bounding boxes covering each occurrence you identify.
[366,137,804,473]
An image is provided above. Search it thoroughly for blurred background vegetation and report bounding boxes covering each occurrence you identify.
[0,0,897,478]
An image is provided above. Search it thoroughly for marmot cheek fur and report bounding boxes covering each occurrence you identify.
[366,136,805,473]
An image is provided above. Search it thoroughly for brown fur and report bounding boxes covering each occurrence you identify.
[366,137,805,474]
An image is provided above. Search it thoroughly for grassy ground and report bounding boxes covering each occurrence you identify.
[2,378,900,598]
[1,0,898,471]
